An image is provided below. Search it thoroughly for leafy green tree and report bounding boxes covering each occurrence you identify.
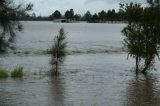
[98,10,107,22]
[0,0,33,52]
[92,13,99,22]
[118,4,126,21]
[84,11,92,22]
[69,9,74,20]
[64,9,74,21]
[107,9,116,21]
[50,28,67,75]
[52,10,62,19]
[121,1,160,74]
[74,14,81,21]
[65,10,70,20]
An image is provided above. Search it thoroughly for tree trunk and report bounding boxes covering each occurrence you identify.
[55,61,58,75]
[142,59,151,75]
[135,56,139,75]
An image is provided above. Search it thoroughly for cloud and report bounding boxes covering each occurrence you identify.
[85,0,146,4]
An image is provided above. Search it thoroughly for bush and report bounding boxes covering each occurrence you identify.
[0,69,9,78]
[50,28,67,75]
[11,66,24,78]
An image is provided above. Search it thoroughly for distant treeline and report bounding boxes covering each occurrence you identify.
[19,8,126,22]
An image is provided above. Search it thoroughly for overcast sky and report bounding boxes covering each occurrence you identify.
[16,0,146,16]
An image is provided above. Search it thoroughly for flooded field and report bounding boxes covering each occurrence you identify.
[0,22,160,106]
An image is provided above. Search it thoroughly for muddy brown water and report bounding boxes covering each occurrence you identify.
[0,22,160,106]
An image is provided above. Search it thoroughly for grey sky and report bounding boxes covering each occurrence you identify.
[17,0,146,16]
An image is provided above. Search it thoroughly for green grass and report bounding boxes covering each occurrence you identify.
[11,66,24,78]
[0,69,9,78]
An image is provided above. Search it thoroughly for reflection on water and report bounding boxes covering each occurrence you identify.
[125,75,160,106]
[48,76,65,106]
[0,79,25,106]
[0,77,65,106]
[0,53,160,105]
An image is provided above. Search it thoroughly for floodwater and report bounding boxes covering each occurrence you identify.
[0,22,160,106]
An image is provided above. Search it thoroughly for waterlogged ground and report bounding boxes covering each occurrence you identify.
[1,22,160,106]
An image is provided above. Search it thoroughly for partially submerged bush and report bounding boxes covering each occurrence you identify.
[121,2,160,74]
[11,66,24,78]
[48,69,60,76]
[0,69,9,78]
[50,28,67,75]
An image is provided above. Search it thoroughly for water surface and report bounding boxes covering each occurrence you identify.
[0,22,160,106]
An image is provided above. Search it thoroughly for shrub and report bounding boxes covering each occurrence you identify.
[11,66,24,78]
[0,69,9,78]
[50,28,67,75]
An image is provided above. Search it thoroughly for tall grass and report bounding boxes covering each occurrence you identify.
[0,69,9,78]
[11,66,24,78]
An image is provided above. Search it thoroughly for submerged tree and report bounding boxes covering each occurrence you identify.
[50,28,67,75]
[121,1,160,74]
[0,0,33,53]
[121,3,144,74]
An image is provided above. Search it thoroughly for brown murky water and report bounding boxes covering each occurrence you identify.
[0,22,160,106]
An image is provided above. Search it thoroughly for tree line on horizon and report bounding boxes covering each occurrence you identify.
[20,8,126,22]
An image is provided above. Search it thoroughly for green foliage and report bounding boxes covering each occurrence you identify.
[0,69,9,78]
[64,9,74,21]
[65,10,70,20]
[84,11,92,22]
[69,9,74,19]
[0,0,33,53]
[121,2,160,74]
[51,10,62,19]
[50,28,67,75]
[74,14,81,21]
[98,10,107,21]
[92,13,99,22]
[84,9,123,23]
[11,66,24,78]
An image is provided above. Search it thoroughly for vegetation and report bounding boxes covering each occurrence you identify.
[64,9,75,21]
[20,8,125,22]
[50,10,62,19]
[64,10,70,21]
[121,1,160,74]
[0,69,9,78]
[74,14,81,21]
[11,66,24,78]
[0,0,33,53]
[83,9,124,23]
[50,28,67,75]
[84,11,92,22]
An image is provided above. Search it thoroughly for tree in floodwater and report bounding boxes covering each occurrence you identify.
[50,28,67,75]
[121,1,160,74]
[0,0,33,53]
